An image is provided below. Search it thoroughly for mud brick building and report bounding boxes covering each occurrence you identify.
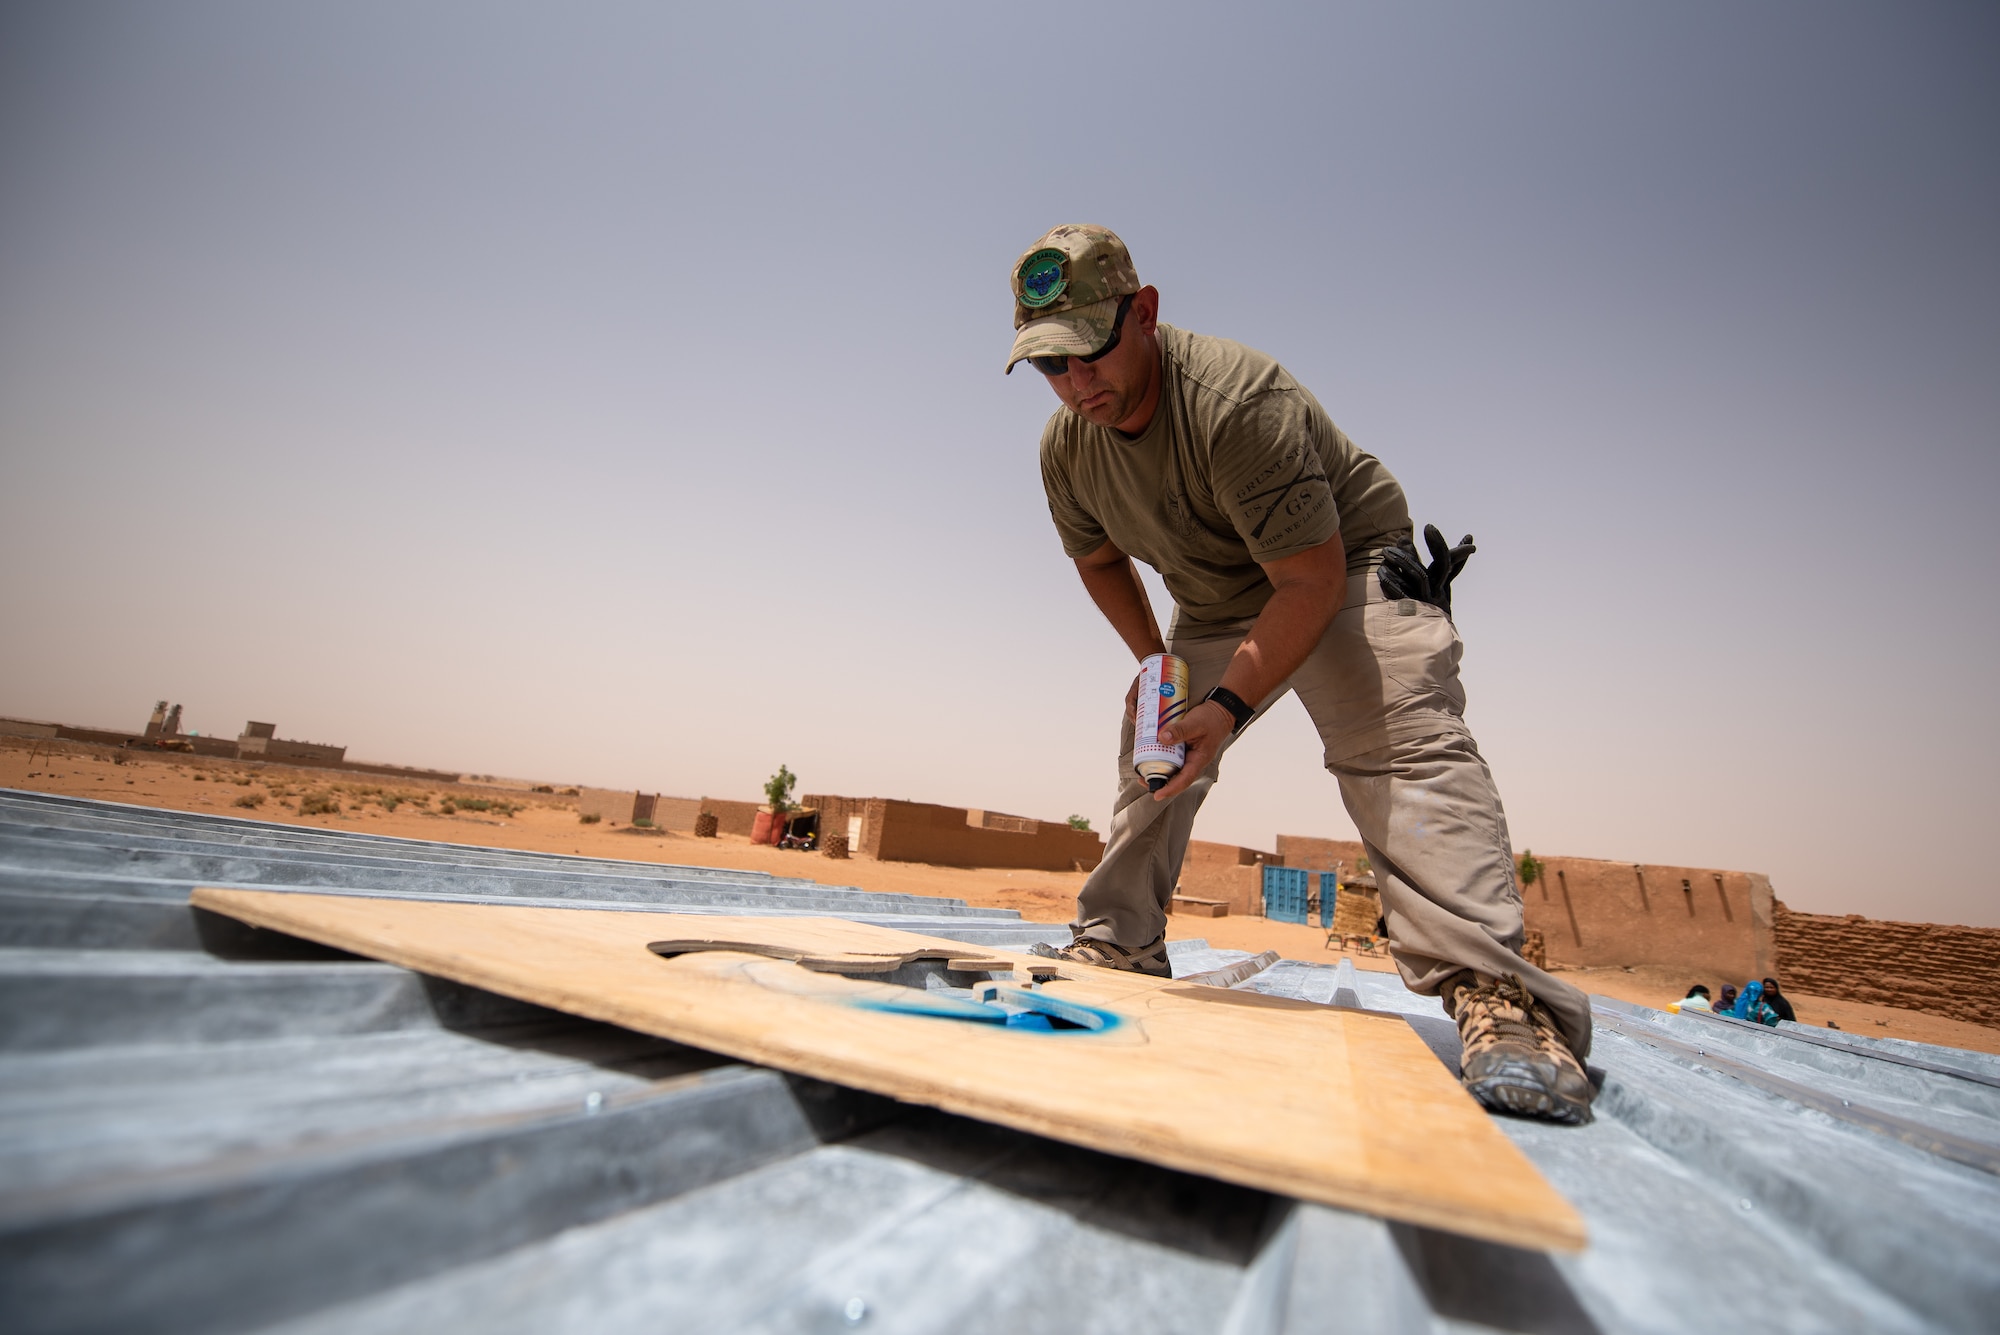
[1171,835,1372,918]
[803,794,1103,871]
[1519,854,1775,983]
[1184,830,1778,984]
[237,721,345,766]
[1172,841,1286,915]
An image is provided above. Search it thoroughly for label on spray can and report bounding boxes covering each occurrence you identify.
[1134,652,1191,792]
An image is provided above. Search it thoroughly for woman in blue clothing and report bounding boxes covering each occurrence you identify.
[1732,980,1781,1027]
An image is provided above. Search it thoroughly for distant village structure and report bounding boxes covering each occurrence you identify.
[8,698,1993,1031]
[576,787,1105,872]
[805,794,1104,871]
[0,701,456,782]
[235,720,346,766]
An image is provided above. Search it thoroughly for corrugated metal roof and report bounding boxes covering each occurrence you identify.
[1,789,1994,1333]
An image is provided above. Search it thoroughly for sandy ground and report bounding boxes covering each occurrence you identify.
[9,737,1998,1057]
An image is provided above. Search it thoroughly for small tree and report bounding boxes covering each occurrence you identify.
[764,764,797,816]
[1516,849,1542,889]
[1066,814,1092,832]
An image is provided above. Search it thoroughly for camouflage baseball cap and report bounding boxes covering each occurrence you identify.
[1004,224,1141,373]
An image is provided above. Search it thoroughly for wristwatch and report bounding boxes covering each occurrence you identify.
[1204,686,1256,735]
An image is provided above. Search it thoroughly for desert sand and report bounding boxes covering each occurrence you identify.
[7,737,1996,1056]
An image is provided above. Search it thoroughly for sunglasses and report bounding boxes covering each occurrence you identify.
[1029,294,1134,376]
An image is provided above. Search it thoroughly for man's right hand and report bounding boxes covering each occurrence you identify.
[1153,699,1233,801]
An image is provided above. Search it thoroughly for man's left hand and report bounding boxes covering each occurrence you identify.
[1153,700,1234,801]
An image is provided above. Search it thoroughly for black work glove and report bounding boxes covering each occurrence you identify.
[1377,524,1476,616]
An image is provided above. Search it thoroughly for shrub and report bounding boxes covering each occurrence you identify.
[298,792,341,816]
[449,796,519,816]
[193,774,207,782]
[1516,850,1543,889]
[532,785,554,794]
[232,793,264,809]
[560,787,579,796]
[632,817,654,828]
[1066,814,1092,832]
[579,812,602,824]
[764,764,797,815]
[233,776,253,786]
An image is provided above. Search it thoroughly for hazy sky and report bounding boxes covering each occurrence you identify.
[3,3,1996,925]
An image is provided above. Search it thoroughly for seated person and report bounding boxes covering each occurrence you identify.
[1668,984,1714,1014]
[1761,977,1796,1023]
[1716,984,1739,1015]
[1732,980,1781,1027]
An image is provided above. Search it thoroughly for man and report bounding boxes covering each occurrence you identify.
[1006,224,1594,1123]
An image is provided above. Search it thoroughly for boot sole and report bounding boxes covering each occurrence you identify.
[1462,1057,1595,1125]
[1031,941,1171,977]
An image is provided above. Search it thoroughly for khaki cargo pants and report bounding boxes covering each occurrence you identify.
[1076,569,1593,1060]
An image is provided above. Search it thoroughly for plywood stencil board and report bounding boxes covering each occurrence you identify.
[191,888,1585,1251]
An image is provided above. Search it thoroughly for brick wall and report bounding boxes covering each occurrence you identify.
[699,798,763,838]
[56,726,142,747]
[652,797,703,834]
[1774,901,2000,1028]
[264,738,347,765]
[801,794,1104,871]
[578,788,638,823]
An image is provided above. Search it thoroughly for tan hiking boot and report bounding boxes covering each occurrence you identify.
[1033,931,1173,978]
[1444,973,1595,1125]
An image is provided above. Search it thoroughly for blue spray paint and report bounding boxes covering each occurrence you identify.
[850,985,1121,1034]
[854,993,1008,1024]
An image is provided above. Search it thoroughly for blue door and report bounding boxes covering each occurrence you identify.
[1261,866,1309,924]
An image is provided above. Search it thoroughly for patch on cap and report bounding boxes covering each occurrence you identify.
[1016,249,1068,309]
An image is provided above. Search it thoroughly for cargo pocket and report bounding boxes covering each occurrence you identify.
[1373,600,1467,714]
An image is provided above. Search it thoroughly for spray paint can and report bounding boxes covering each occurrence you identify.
[1133,652,1191,792]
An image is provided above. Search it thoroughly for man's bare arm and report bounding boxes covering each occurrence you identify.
[1075,539,1167,663]
[1153,532,1346,800]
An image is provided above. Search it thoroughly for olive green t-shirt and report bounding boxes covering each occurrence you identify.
[1039,324,1412,627]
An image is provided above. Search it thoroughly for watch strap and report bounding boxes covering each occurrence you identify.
[1204,686,1256,735]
